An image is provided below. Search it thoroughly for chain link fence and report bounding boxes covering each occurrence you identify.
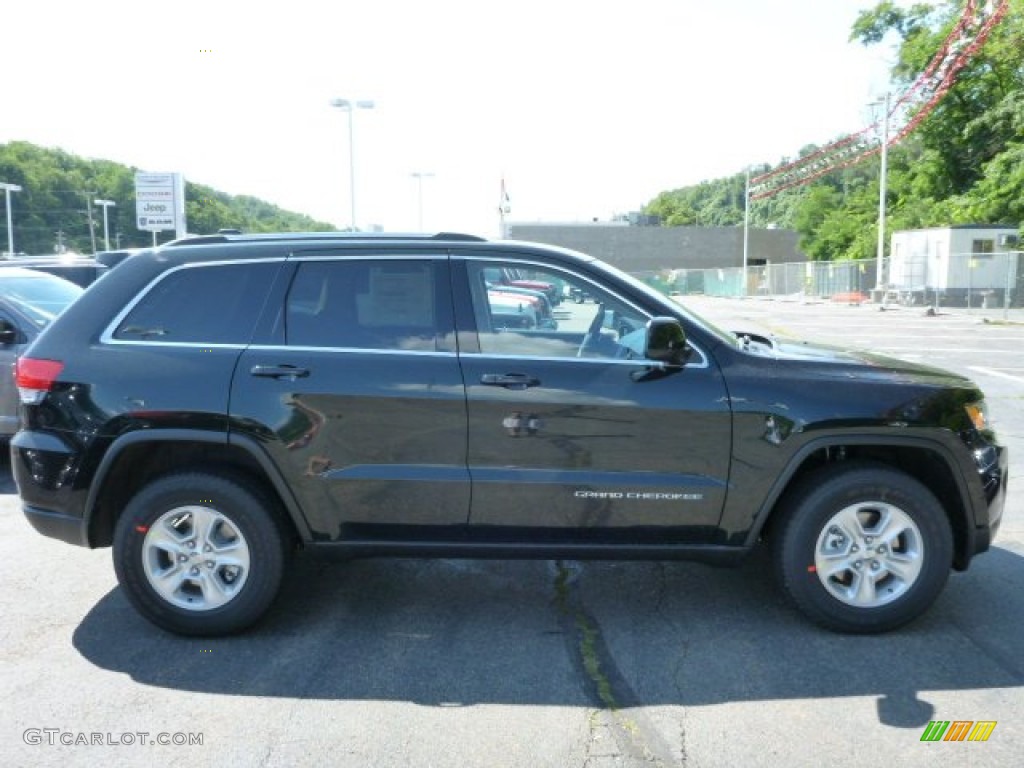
[667,251,1023,314]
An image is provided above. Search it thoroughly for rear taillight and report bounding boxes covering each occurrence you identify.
[15,358,64,405]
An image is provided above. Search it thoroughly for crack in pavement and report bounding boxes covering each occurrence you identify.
[653,562,690,767]
[553,561,680,766]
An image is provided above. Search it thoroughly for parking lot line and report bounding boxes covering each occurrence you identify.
[968,366,1024,384]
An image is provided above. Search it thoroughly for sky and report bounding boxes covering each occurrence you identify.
[2,0,910,240]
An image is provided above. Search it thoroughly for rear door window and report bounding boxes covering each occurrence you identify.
[285,259,447,351]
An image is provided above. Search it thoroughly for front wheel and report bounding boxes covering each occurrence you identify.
[773,463,953,633]
[113,472,290,636]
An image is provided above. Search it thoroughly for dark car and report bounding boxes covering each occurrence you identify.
[11,232,1007,636]
[94,249,143,270]
[1,255,108,287]
[0,268,84,436]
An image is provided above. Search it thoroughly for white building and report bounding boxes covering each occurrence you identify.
[888,225,1020,306]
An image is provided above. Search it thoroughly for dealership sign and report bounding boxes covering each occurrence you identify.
[135,173,186,238]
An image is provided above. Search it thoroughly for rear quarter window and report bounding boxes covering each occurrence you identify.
[111,262,279,344]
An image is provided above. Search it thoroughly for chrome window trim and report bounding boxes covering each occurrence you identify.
[91,342,702,365]
[101,340,249,350]
[246,344,455,357]
[467,346,709,369]
[97,341,454,356]
[100,258,288,345]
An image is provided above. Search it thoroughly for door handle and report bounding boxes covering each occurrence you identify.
[250,364,310,380]
[480,373,540,390]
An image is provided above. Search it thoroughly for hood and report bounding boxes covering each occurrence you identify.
[738,332,973,387]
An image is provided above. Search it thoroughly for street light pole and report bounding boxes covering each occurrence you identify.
[742,168,751,298]
[873,92,891,294]
[410,172,435,231]
[330,98,375,231]
[94,199,116,251]
[1,182,23,258]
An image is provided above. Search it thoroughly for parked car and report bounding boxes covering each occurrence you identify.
[0,268,84,436]
[11,232,1007,636]
[484,265,562,307]
[95,249,143,270]
[569,285,593,303]
[487,289,541,329]
[486,282,558,329]
[1,255,108,287]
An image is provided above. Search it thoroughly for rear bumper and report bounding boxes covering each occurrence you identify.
[10,428,91,546]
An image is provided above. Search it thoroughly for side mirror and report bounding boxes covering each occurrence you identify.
[0,320,19,346]
[644,317,689,366]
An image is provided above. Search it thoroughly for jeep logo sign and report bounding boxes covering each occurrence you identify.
[135,172,187,237]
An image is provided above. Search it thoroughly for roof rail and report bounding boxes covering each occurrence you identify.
[164,231,488,248]
[431,232,487,242]
[164,235,230,247]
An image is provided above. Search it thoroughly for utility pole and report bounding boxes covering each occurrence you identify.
[1,181,22,257]
[874,92,891,294]
[94,199,116,251]
[410,172,434,231]
[85,196,98,254]
[742,168,751,298]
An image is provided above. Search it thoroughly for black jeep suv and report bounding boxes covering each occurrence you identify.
[12,232,1007,636]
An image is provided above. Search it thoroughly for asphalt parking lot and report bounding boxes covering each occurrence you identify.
[2,296,1021,768]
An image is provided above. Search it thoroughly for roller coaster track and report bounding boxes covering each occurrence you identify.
[749,0,1010,200]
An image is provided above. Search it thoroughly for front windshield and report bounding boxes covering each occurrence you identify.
[1,275,84,329]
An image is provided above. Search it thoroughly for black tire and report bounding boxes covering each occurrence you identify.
[113,472,290,636]
[773,462,953,634]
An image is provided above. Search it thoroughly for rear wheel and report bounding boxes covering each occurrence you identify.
[774,463,953,633]
[113,472,289,636]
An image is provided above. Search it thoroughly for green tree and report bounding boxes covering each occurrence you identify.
[0,141,335,255]
[644,0,1023,262]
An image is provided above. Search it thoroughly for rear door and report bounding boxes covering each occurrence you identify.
[454,254,732,542]
[230,253,470,540]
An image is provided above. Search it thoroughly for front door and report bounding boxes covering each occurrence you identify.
[455,256,732,543]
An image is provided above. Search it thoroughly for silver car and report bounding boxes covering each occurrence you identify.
[0,268,83,436]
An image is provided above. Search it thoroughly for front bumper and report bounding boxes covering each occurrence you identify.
[972,440,1008,557]
[22,504,90,547]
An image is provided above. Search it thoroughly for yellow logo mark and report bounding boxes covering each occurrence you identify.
[967,721,997,742]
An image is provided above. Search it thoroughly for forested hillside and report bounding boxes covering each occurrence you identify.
[0,141,335,255]
[644,0,1023,261]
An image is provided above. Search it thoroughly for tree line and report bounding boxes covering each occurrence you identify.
[0,141,335,255]
[644,0,1023,261]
